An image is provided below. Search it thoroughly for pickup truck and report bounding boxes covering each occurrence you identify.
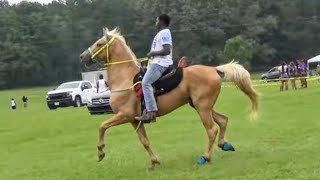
[46,81,97,110]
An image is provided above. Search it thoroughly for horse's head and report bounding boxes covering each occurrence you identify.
[80,27,119,67]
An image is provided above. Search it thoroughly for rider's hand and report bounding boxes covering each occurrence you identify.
[147,51,154,58]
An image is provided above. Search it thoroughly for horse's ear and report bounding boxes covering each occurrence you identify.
[103,27,109,36]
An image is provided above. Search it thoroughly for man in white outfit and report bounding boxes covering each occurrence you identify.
[11,98,17,110]
[135,14,173,122]
[96,74,108,93]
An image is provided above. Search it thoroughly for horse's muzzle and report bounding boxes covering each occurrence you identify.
[79,51,93,66]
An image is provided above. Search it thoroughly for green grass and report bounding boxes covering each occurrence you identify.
[1,81,320,180]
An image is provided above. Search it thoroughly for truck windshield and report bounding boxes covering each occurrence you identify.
[56,82,80,90]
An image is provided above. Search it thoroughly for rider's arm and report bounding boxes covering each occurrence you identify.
[149,44,171,56]
[149,30,172,57]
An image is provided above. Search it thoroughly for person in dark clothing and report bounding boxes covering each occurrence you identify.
[297,59,307,88]
[301,59,308,88]
[288,61,297,90]
[22,96,28,108]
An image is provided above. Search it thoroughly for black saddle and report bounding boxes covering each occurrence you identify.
[133,65,183,96]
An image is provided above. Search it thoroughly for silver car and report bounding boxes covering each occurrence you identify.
[87,90,113,115]
[261,66,281,82]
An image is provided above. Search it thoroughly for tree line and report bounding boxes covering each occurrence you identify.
[0,0,319,89]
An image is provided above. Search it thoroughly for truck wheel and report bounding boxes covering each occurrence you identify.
[74,96,82,107]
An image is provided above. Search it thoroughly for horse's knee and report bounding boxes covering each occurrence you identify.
[99,125,106,134]
[139,137,150,149]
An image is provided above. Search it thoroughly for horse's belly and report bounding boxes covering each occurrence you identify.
[156,89,189,116]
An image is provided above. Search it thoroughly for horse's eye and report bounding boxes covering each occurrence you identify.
[97,43,103,47]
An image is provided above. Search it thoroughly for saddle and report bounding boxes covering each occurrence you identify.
[133,65,183,97]
[133,65,183,113]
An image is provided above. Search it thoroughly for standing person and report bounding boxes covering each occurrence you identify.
[288,61,297,90]
[96,74,109,93]
[296,60,303,87]
[22,96,28,108]
[316,63,320,76]
[279,61,289,91]
[11,98,16,110]
[316,63,320,83]
[135,14,173,122]
[298,60,307,88]
[301,59,308,88]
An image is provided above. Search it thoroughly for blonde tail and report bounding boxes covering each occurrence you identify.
[216,61,259,120]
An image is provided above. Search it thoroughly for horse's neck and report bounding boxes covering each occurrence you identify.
[107,49,139,90]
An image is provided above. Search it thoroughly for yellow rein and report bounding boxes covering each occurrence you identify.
[104,57,149,66]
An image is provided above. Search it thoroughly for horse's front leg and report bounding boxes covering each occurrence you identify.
[97,113,129,161]
[132,122,160,170]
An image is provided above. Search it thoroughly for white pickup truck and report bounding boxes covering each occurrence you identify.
[46,81,97,110]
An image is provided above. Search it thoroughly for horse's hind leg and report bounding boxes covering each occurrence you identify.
[197,109,219,163]
[132,122,160,170]
[212,111,235,151]
[212,111,228,146]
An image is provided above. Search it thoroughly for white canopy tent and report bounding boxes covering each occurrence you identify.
[307,54,320,64]
[307,54,320,75]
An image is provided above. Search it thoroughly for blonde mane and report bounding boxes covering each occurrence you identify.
[104,27,140,67]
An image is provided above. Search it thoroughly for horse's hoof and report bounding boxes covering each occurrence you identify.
[221,142,235,151]
[148,165,155,171]
[197,156,208,165]
[148,159,160,171]
[98,152,105,162]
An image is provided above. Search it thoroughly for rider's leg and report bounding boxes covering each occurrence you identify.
[135,63,167,122]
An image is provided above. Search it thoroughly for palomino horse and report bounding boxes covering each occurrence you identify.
[79,28,259,169]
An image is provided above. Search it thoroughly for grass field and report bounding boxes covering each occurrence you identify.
[1,80,320,180]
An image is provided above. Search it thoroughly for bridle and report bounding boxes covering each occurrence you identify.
[87,35,149,66]
[87,35,115,65]
[86,35,149,94]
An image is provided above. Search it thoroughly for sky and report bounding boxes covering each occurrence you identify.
[8,0,53,5]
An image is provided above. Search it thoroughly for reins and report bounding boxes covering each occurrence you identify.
[86,35,150,132]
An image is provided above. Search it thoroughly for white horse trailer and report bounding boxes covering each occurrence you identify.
[81,70,107,86]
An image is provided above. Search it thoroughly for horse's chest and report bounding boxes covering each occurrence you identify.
[109,93,135,113]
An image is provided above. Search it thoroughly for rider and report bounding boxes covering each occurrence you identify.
[135,14,173,122]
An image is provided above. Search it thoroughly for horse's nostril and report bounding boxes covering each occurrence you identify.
[79,55,83,59]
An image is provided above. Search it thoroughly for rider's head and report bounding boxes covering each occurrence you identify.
[156,14,170,29]
[99,74,104,80]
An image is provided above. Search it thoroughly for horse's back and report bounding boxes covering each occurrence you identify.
[183,65,221,87]
[156,65,221,116]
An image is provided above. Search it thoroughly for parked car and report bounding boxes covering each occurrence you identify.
[87,90,113,115]
[261,66,281,82]
[46,81,97,110]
